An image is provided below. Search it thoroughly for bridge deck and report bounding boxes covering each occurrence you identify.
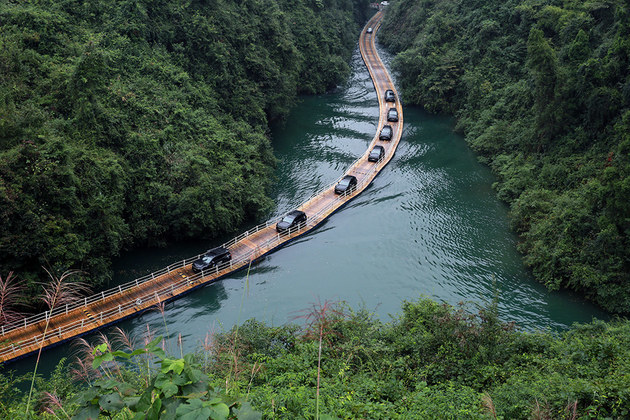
[0,11,402,364]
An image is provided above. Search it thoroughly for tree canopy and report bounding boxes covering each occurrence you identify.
[0,0,369,301]
[380,0,630,313]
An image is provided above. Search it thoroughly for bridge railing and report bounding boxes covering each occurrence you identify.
[0,148,389,339]
[0,216,324,359]
[0,132,388,342]
[0,252,208,335]
[0,11,397,360]
[302,155,387,225]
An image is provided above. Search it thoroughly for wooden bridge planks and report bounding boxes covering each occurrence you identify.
[0,10,402,364]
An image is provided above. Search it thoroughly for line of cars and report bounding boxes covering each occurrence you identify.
[192,89,399,274]
[370,89,397,162]
[191,209,307,273]
[273,89,398,234]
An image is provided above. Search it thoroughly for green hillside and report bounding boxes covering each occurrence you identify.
[0,0,369,299]
[2,299,629,418]
[379,0,630,313]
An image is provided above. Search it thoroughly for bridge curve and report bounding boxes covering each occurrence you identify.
[0,10,402,364]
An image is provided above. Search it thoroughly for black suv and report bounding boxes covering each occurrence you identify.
[335,175,358,195]
[368,145,385,162]
[192,247,231,273]
[385,89,396,102]
[276,210,307,233]
[379,125,393,140]
[387,108,399,122]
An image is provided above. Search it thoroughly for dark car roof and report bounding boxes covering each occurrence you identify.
[372,145,384,151]
[206,246,229,256]
[338,175,356,185]
[287,210,305,217]
[382,125,392,132]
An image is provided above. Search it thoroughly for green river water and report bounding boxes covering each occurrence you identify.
[6,41,608,376]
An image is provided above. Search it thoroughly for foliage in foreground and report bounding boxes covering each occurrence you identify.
[1,298,629,418]
[379,0,630,313]
[0,0,370,304]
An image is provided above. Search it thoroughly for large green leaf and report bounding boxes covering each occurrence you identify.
[231,401,262,420]
[161,357,186,375]
[175,398,215,420]
[71,404,100,420]
[99,393,124,412]
[145,397,163,420]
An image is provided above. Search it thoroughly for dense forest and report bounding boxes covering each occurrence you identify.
[379,0,630,313]
[1,298,628,418]
[0,0,370,303]
[2,1,630,418]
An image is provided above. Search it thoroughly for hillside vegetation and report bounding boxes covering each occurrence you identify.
[1,299,629,418]
[0,0,369,300]
[379,0,630,313]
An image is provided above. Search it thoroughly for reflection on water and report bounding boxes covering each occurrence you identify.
[5,40,608,378]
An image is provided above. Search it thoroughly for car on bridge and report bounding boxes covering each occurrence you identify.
[385,89,396,102]
[276,210,307,233]
[368,145,385,162]
[366,27,373,34]
[387,108,398,122]
[379,125,393,140]
[335,175,358,195]
[192,247,231,273]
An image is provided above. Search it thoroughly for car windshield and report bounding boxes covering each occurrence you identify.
[202,256,213,263]
[339,178,350,186]
[282,214,296,223]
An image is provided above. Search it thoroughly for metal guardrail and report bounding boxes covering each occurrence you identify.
[0,157,389,358]
[0,151,386,340]
[0,12,394,360]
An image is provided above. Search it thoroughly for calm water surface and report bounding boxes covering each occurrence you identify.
[8,42,607,376]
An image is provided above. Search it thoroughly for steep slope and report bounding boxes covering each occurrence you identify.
[379,0,630,313]
[0,0,369,297]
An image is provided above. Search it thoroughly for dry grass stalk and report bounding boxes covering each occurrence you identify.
[142,324,156,383]
[70,356,97,386]
[246,361,263,398]
[531,398,553,420]
[40,268,90,313]
[112,326,136,352]
[294,299,345,420]
[40,391,71,419]
[153,301,170,341]
[481,392,497,419]
[70,337,100,384]
[26,268,89,418]
[566,400,579,420]
[0,271,25,325]
[297,299,345,348]
[94,332,123,380]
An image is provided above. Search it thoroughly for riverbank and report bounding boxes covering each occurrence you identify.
[2,298,627,418]
[378,0,630,313]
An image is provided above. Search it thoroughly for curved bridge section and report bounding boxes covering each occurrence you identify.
[0,11,402,364]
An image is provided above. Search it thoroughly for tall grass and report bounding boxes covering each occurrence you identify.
[25,268,89,418]
[297,299,344,420]
[0,271,25,326]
